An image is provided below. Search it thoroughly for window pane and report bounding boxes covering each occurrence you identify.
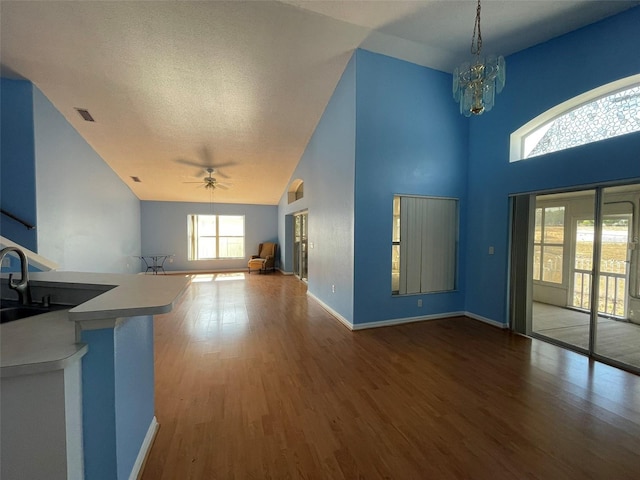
[219,237,244,258]
[392,196,400,242]
[576,221,594,270]
[542,246,563,283]
[533,245,541,281]
[391,244,400,292]
[198,215,216,235]
[219,215,244,236]
[524,84,640,159]
[543,206,564,243]
[534,208,542,243]
[198,237,216,259]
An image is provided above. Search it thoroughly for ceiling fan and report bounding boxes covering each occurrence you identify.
[175,146,235,178]
[183,167,231,190]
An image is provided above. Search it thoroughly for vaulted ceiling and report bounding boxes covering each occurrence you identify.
[2,1,638,205]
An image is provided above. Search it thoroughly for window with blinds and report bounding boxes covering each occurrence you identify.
[392,195,458,295]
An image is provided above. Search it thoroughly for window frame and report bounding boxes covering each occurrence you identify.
[533,205,566,285]
[510,74,640,162]
[392,194,459,296]
[187,214,245,261]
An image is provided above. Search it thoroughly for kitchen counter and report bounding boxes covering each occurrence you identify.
[0,308,87,378]
[1,271,190,377]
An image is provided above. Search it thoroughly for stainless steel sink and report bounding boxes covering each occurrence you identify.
[0,301,67,324]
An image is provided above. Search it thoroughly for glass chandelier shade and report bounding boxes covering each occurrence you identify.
[453,54,505,117]
[452,0,506,117]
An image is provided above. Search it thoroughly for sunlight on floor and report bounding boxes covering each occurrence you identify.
[214,273,246,282]
[190,274,214,283]
[189,272,247,283]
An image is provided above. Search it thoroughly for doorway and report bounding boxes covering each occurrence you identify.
[293,211,308,282]
[510,182,640,372]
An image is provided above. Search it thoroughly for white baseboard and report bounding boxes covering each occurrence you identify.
[464,311,508,329]
[306,292,354,330]
[305,292,508,331]
[130,416,159,480]
[351,311,466,330]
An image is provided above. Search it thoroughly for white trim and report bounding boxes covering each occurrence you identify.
[510,74,640,162]
[129,416,159,480]
[306,290,509,331]
[306,292,354,330]
[351,311,466,330]
[278,269,294,275]
[464,311,508,329]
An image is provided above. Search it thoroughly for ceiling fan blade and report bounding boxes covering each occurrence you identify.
[175,158,207,168]
[216,184,229,190]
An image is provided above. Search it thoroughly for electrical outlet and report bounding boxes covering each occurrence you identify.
[488,246,495,255]
[417,299,423,307]
[1,256,10,268]
[331,284,335,293]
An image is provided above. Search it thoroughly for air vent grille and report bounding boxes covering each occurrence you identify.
[75,108,95,122]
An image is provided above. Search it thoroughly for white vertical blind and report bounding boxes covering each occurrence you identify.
[398,196,457,294]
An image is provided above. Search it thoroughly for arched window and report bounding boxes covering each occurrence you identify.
[287,179,304,204]
[510,74,640,162]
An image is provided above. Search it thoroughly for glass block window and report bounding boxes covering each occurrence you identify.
[522,84,640,159]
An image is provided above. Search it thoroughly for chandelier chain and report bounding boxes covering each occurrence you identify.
[471,0,483,56]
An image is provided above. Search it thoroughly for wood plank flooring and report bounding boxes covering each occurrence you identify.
[142,272,640,479]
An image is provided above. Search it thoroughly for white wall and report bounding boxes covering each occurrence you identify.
[33,87,141,273]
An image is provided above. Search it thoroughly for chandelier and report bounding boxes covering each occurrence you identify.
[453,0,505,117]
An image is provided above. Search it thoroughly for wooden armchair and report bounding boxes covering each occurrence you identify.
[247,242,277,274]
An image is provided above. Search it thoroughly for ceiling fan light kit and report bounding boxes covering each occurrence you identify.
[453,0,506,117]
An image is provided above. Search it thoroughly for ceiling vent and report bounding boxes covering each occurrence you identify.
[75,108,95,122]
[130,176,142,183]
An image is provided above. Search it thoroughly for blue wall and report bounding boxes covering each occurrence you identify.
[32,87,141,273]
[465,7,640,325]
[114,316,155,479]
[353,50,468,324]
[81,316,155,479]
[141,200,278,272]
[0,79,37,250]
[278,53,356,323]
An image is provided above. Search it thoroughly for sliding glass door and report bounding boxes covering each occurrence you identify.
[512,182,640,373]
[594,186,639,368]
[293,211,308,282]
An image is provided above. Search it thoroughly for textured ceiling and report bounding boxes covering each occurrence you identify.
[1,1,638,205]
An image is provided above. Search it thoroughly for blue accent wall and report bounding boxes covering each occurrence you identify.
[114,316,155,479]
[81,328,117,480]
[353,50,468,324]
[0,79,37,250]
[81,316,155,479]
[278,52,356,323]
[465,7,640,325]
[32,86,141,273]
[141,200,278,272]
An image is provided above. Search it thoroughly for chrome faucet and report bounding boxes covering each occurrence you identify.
[0,247,32,306]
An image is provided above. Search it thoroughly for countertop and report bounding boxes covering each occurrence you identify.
[1,271,190,377]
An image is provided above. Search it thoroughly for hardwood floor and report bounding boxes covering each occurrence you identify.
[142,273,640,479]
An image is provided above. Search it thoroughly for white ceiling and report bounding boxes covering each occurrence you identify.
[2,1,638,205]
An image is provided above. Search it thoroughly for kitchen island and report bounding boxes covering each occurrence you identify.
[1,271,189,480]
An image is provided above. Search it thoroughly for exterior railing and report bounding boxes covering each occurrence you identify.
[573,262,627,317]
